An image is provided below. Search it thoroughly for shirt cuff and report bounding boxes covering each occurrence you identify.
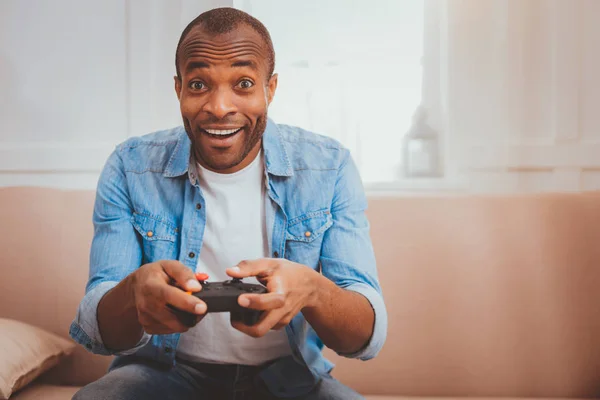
[70,280,151,356]
[338,282,387,360]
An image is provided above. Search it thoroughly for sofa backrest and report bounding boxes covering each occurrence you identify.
[325,191,600,397]
[0,187,110,385]
[1,187,599,396]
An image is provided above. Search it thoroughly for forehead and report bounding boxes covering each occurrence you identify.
[178,24,269,74]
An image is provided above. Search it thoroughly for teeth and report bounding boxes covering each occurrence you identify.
[205,128,241,135]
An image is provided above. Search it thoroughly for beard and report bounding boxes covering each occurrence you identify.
[183,112,268,172]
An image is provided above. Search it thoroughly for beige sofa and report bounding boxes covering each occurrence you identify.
[1,186,599,399]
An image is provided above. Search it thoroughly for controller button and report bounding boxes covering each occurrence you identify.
[196,273,209,281]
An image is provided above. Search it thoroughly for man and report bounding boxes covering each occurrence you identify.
[70,7,386,400]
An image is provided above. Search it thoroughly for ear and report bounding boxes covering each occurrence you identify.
[266,73,278,106]
[174,76,182,101]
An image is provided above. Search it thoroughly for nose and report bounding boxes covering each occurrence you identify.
[202,87,236,119]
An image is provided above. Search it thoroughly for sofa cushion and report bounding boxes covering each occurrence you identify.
[9,384,79,400]
[0,319,76,399]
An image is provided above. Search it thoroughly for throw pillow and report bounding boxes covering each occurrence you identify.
[0,318,75,399]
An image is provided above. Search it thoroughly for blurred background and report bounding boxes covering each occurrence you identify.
[2,2,600,399]
[2,0,598,194]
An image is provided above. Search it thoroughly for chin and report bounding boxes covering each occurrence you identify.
[200,152,245,171]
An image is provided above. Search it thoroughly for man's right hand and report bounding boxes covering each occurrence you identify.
[130,260,207,334]
[97,260,206,351]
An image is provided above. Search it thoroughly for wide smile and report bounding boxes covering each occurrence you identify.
[201,127,243,139]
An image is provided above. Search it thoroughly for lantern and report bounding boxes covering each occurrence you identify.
[401,105,441,178]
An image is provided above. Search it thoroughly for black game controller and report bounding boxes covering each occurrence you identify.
[168,276,267,327]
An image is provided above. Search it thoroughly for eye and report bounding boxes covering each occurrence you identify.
[189,81,205,90]
[238,79,254,89]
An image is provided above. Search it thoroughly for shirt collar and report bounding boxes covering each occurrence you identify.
[262,118,293,177]
[163,118,293,181]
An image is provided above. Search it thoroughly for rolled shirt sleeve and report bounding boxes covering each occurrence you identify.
[319,149,388,360]
[69,148,150,356]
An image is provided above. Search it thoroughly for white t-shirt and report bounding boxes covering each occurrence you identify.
[176,150,292,365]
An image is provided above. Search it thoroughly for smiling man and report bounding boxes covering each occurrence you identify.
[70,7,386,400]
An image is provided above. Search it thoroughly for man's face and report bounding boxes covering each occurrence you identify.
[175,24,277,173]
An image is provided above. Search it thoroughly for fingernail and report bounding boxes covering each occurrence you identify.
[230,266,241,273]
[187,279,201,291]
[239,296,250,307]
[195,303,206,314]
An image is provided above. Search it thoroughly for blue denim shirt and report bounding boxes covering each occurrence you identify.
[69,119,387,398]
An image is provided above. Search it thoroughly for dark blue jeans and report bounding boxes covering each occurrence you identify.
[72,356,364,400]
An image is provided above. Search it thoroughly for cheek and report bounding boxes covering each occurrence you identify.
[236,93,268,117]
[180,97,201,118]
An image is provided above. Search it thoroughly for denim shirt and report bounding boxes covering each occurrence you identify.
[69,119,387,398]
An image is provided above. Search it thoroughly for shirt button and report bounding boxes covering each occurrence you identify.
[196,203,202,210]
[146,231,154,238]
[304,231,311,238]
[189,252,196,258]
[165,346,172,354]
[86,343,92,350]
[273,251,279,258]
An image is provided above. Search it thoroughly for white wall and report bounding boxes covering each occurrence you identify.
[1,0,599,193]
[0,0,231,189]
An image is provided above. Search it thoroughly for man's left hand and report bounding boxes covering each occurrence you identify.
[226,258,319,337]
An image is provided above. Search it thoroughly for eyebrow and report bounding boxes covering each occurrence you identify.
[186,61,210,72]
[231,60,258,70]
[185,59,259,73]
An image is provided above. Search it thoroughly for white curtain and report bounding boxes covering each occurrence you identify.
[237,0,600,193]
[425,0,600,193]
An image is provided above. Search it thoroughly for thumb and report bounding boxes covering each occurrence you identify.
[160,260,201,292]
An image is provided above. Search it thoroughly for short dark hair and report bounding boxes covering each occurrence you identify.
[175,7,275,79]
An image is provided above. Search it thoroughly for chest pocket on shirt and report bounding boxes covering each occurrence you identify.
[285,210,333,270]
[131,212,179,264]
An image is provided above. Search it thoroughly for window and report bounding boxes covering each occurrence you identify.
[236,0,425,185]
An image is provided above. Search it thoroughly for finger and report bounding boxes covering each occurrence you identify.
[232,307,288,338]
[160,260,201,292]
[161,284,207,316]
[226,258,279,279]
[272,312,295,330]
[147,300,203,332]
[139,311,189,334]
[163,305,205,329]
[238,293,285,311]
